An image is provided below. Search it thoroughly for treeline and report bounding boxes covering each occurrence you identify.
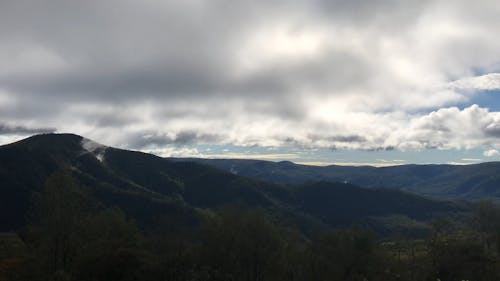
[3,172,500,281]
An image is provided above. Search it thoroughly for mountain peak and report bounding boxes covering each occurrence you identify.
[9,133,84,147]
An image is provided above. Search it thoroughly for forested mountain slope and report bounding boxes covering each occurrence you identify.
[0,134,463,234]
[174,158,500,199]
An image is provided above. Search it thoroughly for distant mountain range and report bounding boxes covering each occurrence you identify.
[171,158,500,200]
[0,134,464,235]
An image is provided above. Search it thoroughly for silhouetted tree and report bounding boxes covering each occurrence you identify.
[199,208,285,281]
[28,170,88,280]
[74,208,144,281]
[307,229,383,281]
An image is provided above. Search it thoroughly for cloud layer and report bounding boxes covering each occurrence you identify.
[1,0,500,154]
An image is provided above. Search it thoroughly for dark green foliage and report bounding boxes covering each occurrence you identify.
[0,134,85,231]
[28,171,88,276]
[3,171,390,281]
[198,208,285,281]
[307,229,383,281]
[295,181,458,227]
[14,173,146,281]
[74,208,146,281]
[5,192,500,281]
[427,230,497,281]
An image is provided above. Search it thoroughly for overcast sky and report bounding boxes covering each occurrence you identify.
[2,0,500,165]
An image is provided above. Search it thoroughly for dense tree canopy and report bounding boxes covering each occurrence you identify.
[2,172,500,281]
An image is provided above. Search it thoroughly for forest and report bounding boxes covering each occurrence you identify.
[2,171,500,281]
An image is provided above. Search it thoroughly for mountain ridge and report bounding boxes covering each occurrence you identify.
[0,134,464,235]
[170,158,500,199]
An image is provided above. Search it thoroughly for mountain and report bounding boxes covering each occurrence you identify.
[171,158,500,200]
[0,134,285,231]
[0,134,463,235]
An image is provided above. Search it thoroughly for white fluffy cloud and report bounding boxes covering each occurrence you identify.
[484,149,500,157]
[449,73,500,91]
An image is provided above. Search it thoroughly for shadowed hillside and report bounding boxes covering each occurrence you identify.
[173,158,500,199]
[0,134,462,234]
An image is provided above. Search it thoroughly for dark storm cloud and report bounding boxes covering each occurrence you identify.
[0,123,55,135]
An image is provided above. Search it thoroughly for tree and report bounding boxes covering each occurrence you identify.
[307,229,383,281]
[28,170,88,279]
[199,208,285,281]
[74,208,145,281]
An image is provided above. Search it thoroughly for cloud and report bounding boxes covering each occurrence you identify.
[295,161,405,167]
[392,105,500,150]
[461,158,482,162]
[449,73,500,91]
[484,149,500,157]
[146,147,204,158]
[127,131,222,149]
[0,123,56,135]
[446,162,476,165]
[1,0,500,155]
[204,153,300,160]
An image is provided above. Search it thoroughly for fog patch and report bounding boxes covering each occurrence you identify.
[81,138,107,162]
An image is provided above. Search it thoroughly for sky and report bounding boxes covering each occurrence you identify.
[1,0,500,166]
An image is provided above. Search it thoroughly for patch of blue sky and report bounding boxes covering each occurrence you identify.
[464,89,500,111]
